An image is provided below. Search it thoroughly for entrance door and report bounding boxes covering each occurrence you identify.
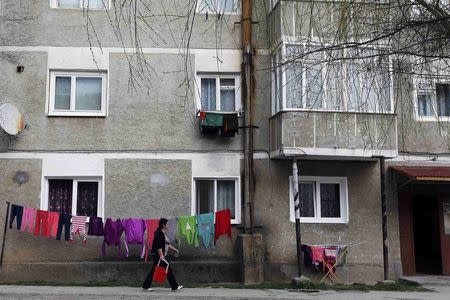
[412,197,442,275]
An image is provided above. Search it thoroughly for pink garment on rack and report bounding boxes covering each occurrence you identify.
[20,207,36,233]
[310,246,325,263]
[144,219,159,262]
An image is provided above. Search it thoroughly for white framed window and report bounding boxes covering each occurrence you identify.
[273,43,392,115]
[193,177,241,224]
[197,74,241,113]
[197,0,240,15]
[50,0,109,9]
[43,177,104,220]
[48,71,107,116]
[289,176,348,223]
[414,79,450,121]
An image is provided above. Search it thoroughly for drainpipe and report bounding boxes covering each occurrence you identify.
[292,159,302,276]
[242,0,254,232]
[380,157,389,280]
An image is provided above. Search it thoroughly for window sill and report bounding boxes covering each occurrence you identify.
[274,108,395,115]
[290,218,348,224]
[47,111,107,117]
[196,110,242,117]
[416,116,450,122]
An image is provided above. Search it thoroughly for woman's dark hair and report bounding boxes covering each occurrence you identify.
[158,218,168,229]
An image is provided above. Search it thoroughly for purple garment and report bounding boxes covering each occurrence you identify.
[88,216,104,236]
[102,218,123,257]
[121,218,146,258]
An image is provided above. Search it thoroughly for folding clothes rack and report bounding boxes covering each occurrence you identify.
[302,241,367,283]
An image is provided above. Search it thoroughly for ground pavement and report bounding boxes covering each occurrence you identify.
[0,276,449,299]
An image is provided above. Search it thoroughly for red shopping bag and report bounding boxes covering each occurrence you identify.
[152,259,169,284]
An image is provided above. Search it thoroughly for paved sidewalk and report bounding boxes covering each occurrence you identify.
[0,284,449,300]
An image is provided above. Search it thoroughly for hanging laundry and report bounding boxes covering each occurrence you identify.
[196,212,215,249]
[56,213,71,241]
[214,209,232,244]
[87,216,105,236]
[166,218,177,242]
[70,215,87,244]
[20,207,36,233]
[144,219,159,262]
[34,210,49,236]
[121,218,146,258]
[45,211,60,238]
[102,218,124,257]
[177,216,199,247]
[9,204,23,230]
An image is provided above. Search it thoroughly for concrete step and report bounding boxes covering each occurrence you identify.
[0,259,241,283]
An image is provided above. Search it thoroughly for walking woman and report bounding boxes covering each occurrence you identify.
[142,218,183,292]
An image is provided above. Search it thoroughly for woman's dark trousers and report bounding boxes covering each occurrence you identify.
[142,255,179,290]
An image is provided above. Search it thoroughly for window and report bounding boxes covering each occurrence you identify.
[415,81,450,119]
[198,74,241,112]
[289,176,348,223]
[275,44,391,114]
[194,178,240,224]
[197,0,240,14]
[49,71,107,116]
[52,0,108,9]
[46,178,103,219]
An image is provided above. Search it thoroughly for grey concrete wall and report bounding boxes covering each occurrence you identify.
[1,0,240,49]
[395,71,450,154]
[253,159,385,283]
[0,51,249,151]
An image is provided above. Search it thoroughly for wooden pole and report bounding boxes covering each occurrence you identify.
[242,0,254,232]
[0,201,11,267]
[292,159,302,276]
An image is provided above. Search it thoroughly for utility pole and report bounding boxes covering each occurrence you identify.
[292,159,302,277]
[379,157,388,280]
[242,0,254,232]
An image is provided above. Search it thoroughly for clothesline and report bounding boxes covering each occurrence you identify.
[4,202,232,262]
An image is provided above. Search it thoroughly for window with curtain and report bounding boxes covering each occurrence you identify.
[197,0,239,14]
[437,83,450,117]
[56,0,107,9]
[291,177,347,223]
[49,71,107,116]
[48,179,73,214]
[195,178,239,222]
[198,75,240,112]
[47,178,101,217]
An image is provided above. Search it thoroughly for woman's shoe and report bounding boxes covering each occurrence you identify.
[172,285,183,292]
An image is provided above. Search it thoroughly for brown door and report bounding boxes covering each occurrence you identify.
[398,191,416,276]
[439,198,450,276]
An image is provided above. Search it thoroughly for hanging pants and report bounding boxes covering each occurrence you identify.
[56,213,71,241]
[9,204,23,230]
[45,212,60,237]
[20,207,36,233]
[142,255,179,290]
[34,210,49,236]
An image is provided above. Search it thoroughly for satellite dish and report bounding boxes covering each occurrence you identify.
[0,103,26,135]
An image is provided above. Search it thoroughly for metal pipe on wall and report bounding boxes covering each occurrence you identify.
[380,157,389,279]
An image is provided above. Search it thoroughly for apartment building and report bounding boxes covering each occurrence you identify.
[0,0,449,284]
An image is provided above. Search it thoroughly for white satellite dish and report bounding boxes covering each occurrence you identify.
[0,103,26,135]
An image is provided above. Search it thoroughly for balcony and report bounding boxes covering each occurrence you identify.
[270,111,397,159]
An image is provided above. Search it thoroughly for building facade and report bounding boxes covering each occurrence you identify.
[0,0,449,284]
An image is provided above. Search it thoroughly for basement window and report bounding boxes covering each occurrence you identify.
[289,176,348,223]
[194,178,241,224]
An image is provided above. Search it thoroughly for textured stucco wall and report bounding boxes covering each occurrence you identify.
[105,158,237,258]
[254,159,385,282]
[395,68,450,154]
[0,51,248,151]
[1,0,241,49]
